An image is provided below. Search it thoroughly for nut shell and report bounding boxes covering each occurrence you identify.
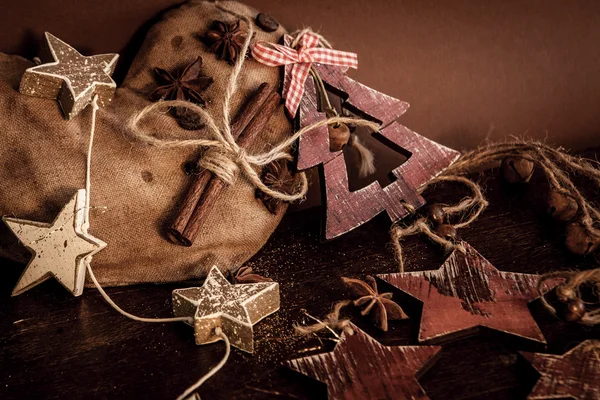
[427,204,445,225]
[501,156,535,183]
[563,298,586,322]
[328,123,351,152]
[435,224,457,240]
[565,223,599,255]
[546,191,578,222]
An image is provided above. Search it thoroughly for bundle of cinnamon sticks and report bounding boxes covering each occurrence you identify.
[167,82,281,246]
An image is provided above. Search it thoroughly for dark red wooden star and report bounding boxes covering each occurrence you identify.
[283,36,460,240]
[286,324,441,400]
[378,241,558,344]
[521,340,600,400]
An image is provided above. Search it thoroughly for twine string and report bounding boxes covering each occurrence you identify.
[294,300,355,337]
[175,327,231,400]
[82,94,192,324]
[82,93,216,400]
[538,268,600,326]
[391,174,484,272]
[83,95,99,230]
[390,141,600,271]
[127,4,381,202]
[86,264,192,324]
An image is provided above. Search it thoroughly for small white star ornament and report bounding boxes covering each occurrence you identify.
[19,32,118,119]
[3,189,106,296]
[172,266,280,353]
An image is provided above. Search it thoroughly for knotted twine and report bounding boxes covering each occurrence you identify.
[391,140,600,272]
[127,4,380,204]
[294,300,355,339]
[391,140,600,325]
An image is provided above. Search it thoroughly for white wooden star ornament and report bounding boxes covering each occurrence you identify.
[172,266,280,353]
[19,32,119,119]
[3,189,106,297]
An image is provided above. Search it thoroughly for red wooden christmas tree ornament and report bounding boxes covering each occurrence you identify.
[378,241,558,344]
[521,340,600,400]
[286,323,441,400]
[283,37,460,239]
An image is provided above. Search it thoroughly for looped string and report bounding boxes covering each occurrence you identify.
[390,140,600,271]
[127,5,380,203]
[538,268,600,326]
[391,174,485,271]
[294,300,355,338]
[446,141,600,236]
[290,28,334,50]
[83,95,192,324]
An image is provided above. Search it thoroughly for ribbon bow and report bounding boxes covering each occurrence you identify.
[251,32,358,116]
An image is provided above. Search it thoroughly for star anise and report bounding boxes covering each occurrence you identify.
[256,160,300,215]
[150,56,213,109]
[232,266,273,284]
[205,20,247,63]
[342,276,408,331]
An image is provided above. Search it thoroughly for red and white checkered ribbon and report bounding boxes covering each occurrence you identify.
[251,32,358,116]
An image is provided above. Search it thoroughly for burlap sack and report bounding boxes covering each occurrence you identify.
[0,1,294,286]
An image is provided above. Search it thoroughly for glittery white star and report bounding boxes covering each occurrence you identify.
[172,266,280,353]
[3,189,106,296]
[19,32,118,119]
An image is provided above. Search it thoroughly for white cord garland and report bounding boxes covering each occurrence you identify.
[83,93,221,400]
[81,4,374,399]
[175,327,231,400]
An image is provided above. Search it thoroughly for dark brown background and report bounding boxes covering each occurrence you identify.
[3,0,600,152]
[2,3,600,399]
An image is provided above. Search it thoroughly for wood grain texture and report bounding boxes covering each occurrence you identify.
[287,324,441,400]
[284,40,460,238]
[296,68,339,169]
[1,154,600,399]
[521,340,600,400]
[379,241,558,344]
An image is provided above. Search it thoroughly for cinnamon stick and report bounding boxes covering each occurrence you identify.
[179,90,281,245]
[167,83,273,246]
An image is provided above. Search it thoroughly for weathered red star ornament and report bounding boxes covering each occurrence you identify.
[286,324,441,400]
[521,340,600,400]
[378,241,558,344]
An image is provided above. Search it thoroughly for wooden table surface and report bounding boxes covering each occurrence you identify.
[1,161,599,400]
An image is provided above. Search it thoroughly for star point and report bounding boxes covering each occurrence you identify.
[522,340,600,400]
[287,324,440,400]
[378,241,557,344]
[19,32,119,119]
[3,189,106,297]
[172,266,280,353]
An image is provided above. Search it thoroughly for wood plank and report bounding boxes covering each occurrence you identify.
[1,156,599,399]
